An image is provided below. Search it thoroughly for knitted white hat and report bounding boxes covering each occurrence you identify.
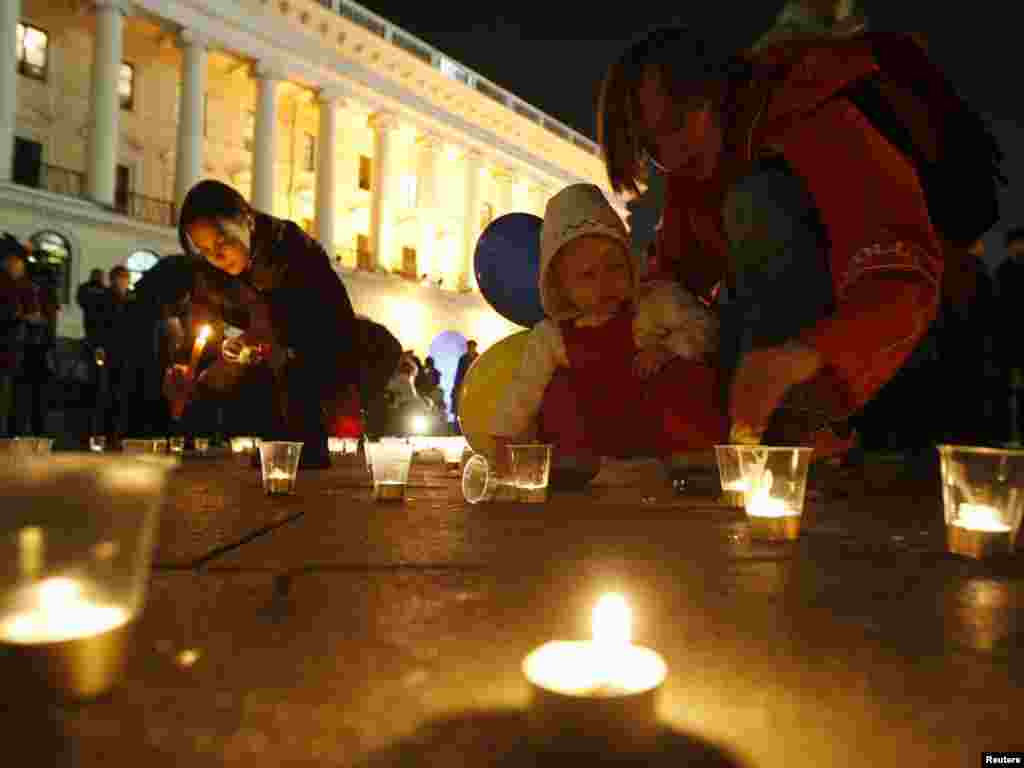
[539,184,632,319]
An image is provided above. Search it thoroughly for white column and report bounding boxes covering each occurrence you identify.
[315,88,343,258]
[494,167,516,215]
[416,132,442,210]
[174,28,207,217]
[86,0,126,206]
[0,0,20,182]
[369,111,398,271]
[252,62,282,213]
[461,147,483,291]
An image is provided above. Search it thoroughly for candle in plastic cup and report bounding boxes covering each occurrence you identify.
[259,442,302,496]
[194,438,209,454]
[938,445,1024,559]
[169,437,185,454]
[0,455,175,700]
[366,440,414,502]
[508,444,552,503]
[89,436,106,453]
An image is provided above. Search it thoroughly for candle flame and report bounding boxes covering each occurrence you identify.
[197,325,212,345]
[592,593,631,648]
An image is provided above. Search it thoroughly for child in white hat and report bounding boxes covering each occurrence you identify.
[489,183,726,483]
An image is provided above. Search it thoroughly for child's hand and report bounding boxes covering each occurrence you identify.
[633,344,674,380]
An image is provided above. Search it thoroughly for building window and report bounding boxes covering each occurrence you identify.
[119,63,135,110]
[12,137,42,188]
[358,155,372,191]
[115,165,132,213]
[125,250,160,288]
[303,133,316,172]
[480,202,494,231]
[16,23,48,81]
[244,110,254,151]
[399,174,418,208]
[356,234,372,270]
[401,246,417,279]
[28,230,72,305]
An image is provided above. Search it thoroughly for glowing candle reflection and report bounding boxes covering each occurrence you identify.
[188,325,212,378]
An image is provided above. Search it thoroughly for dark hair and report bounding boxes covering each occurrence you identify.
[110,265,129,280]
[89,268,104,280]
[467,339,477,347]
[597,26,749,196]
[178,180,252,256]
[425,356,434,366]
[0,232,27,262]
[1006,228,1024,247]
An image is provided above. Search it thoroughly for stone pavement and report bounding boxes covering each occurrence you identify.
[5,451,1024,767]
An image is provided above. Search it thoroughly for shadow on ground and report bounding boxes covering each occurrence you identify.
[357,709,748,767]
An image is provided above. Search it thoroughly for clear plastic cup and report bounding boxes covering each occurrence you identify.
[0,438,54,456]
[508,444,553,503]
[938,444,1024,558]
[462,453,519,504]
[194,438,209,454]
[168,437,185,454]
[714,445,750,507]
[258,441,303,496]
[89,436,106,453]
[0,454,176,700]
[365,439,415,502]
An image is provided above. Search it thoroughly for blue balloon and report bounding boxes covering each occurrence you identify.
[474,213,544,328]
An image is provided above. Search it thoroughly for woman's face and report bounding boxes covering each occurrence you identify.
[187,216,252,276]
[636,66,722,180]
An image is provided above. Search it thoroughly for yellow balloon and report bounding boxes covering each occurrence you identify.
[457,330,532,459]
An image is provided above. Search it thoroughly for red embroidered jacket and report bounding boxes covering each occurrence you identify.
[654,35,943,416]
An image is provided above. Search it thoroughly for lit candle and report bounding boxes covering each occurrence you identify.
[955,503,1011,533]
[523,594,666,753]
[947,502,1013,559]
[188,325,212,379]
[744,470,801,541]
[264,467,295,495]
[0,577,128,645]
[0,576,133,700]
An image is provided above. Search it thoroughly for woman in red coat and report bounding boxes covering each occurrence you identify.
[597,27,943,453]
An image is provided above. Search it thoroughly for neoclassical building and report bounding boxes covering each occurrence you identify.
[0,0,622,386]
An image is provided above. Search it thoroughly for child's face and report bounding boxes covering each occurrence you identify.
[555,236,632,316]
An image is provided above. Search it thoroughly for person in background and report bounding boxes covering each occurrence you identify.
[8,240,49,437]
[94,266,134,441]
[451,339,478,426]
[77,268,108,352]
[996,228,1024,443]
[0,234,31,436]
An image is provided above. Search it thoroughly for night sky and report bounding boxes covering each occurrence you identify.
[359,0,1022,264]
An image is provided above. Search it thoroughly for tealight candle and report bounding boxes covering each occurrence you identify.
[745,470,801,541]
[720,479,749,508]
[948,502,1013,559]
[0,576,132,700]
[523,594,666,753]
[265,468,295,496]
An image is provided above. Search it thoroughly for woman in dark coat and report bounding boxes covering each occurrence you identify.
[168,180,376,467]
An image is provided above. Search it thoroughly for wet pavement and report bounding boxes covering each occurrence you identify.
[5,451,1024,766]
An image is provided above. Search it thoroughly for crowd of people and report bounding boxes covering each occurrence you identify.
[2,4,1021,481]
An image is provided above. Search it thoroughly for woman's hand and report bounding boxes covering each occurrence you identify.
[633,344,675,380]
[730,341,823,441]
[221,335,245,363]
